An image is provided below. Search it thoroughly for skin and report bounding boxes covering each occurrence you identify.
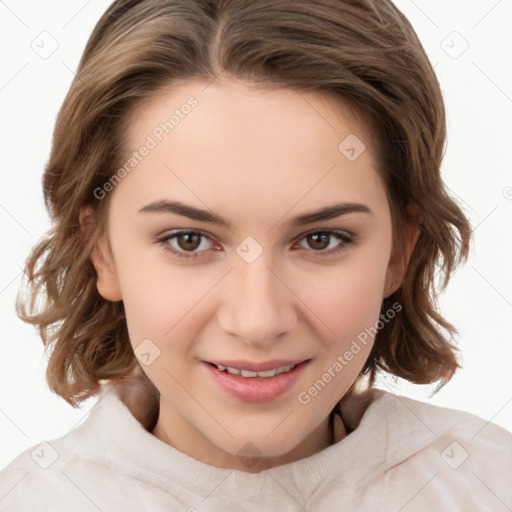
[88,79,419,472]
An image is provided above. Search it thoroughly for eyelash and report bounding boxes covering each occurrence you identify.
[156,229,354,260]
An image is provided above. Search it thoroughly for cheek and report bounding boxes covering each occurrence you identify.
[295,253,388,343]
[120,270,198,336]
[113,244,217,354]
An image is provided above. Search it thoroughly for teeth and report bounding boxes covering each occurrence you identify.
[240,369,258,377]
[215,363,296,378]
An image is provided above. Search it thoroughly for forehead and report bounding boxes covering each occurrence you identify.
[115,79,387,221]
[128,79,375,156]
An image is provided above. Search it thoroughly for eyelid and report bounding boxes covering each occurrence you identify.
[156,229,218,257]
[292,229,354,253]
[157,228,354,259]
[293,227,355,242]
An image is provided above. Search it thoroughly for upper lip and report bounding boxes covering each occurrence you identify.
[204,359,310,372]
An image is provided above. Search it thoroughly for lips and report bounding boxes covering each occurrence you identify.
[202,359,311,402]
[205,359,309,372]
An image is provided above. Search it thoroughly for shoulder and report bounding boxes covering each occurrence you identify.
[0,391,127,511]
[0,379,164,512]
[366,391,512,510]
[383,391,512,457]
[0,436,89,511]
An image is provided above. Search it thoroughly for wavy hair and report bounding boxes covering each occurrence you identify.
[17,0,471,406]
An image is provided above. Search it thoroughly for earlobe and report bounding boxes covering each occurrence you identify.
[383,203,422,299]
[80,207,122,302]
[383,267,400,299]
[90,237,123,302]
[404,203,422,260]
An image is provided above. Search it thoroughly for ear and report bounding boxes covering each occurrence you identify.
[79,207,122,302]
[383,203,422,299]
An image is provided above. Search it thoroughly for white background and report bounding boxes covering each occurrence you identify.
[0,0,511,471]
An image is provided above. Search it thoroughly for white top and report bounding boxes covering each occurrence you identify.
[1,381,511,512]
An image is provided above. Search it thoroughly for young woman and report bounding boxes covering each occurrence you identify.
[1,0,511,510]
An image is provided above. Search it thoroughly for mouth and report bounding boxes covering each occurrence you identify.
[204,359,310,378]
[202,359,312,402]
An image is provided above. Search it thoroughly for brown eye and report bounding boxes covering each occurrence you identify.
[158,230,215,259]
[176,232,202,251]
[297,230,353,256]
[306,232,331,250]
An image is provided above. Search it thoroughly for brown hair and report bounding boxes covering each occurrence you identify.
[18,0,471,406]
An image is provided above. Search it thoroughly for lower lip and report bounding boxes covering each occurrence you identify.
[203,360,310,403]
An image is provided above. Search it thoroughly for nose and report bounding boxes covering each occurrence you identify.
[217,254,297,347]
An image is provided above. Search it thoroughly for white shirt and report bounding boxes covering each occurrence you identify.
[1,382,511,511]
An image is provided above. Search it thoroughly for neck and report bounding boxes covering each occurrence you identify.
[151,400,347,472]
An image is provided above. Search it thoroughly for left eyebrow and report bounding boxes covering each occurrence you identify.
[137,200,372,228]
[291,202,372,225]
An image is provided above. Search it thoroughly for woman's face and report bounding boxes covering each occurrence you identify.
[91,79,410,471]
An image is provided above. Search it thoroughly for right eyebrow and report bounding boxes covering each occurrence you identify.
[138,200,232,229]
